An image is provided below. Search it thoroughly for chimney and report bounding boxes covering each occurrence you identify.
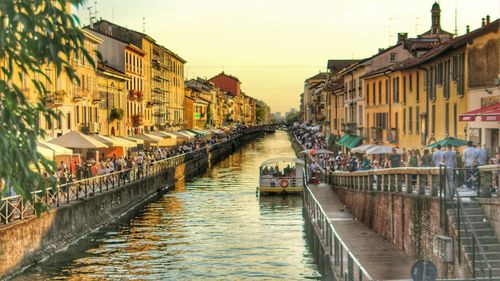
[486,15,491,25]
[482,17,486,27]
[397,32,408,43]
[466,25,470,33]
[378,48,385,54]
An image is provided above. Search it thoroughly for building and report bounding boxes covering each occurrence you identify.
[303,72,328,124]
[152,44,187,130]
[96,63,130,136]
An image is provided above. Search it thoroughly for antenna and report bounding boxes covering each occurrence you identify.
[142,17,146,33]
[388,17,396,43]
[87,1,97,26]
[112,7,115,22]
[454,0,458,36]
[415,17,419,36]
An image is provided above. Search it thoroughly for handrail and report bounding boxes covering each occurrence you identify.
[0,128,263,226]
[454,183,492,279]
[303,169,374,280]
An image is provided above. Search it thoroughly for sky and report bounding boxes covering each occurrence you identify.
[75,0,500,114]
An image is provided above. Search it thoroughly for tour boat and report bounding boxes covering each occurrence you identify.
[258,157,305,194]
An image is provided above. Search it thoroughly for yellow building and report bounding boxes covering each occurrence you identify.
[73,29,103,136]
[96,63,130,136]
[363,19,500,152]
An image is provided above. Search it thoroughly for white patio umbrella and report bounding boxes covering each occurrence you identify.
[48,131,108,149]
[365,146,403,155]
[351,144,377,154]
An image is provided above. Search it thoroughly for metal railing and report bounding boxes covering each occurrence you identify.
[303,174,374,281]
[453,185,493,280]
[327,167,442,196]
[0,129,263,226]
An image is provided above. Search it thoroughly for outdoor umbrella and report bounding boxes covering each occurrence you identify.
[427,137,468,148]
[365,146,403,155]
[48,131,108,149]
[351,144,377,154]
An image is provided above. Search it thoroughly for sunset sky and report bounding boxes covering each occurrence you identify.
[75,0,500,114]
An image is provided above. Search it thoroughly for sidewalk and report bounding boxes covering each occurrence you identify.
[309,183,416,280]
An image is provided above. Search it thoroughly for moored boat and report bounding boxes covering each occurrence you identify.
[258,157,304,194]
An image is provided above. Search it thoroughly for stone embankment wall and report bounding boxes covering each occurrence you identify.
[334,188,471,278]
[0,130,263,279]
[479,198,500,241]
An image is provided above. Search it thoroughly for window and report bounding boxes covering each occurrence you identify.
[372,82,376,105]
[76,106,80,123]
[385,79,389,104]
[416,107,420,135]
[358,79,362,97]
[431,105,436,134]
[445,103,449,134]
[453,103,457,137]
[378,81,382,104]
[366,82,370,106]
[403,76,406,103]
[67,113,71,130]
[409,107,413,133]
[403,108,406,133]
[409,74,413,92]
[416,71,420,102]
[390,53,397,62]
[393,77,399,103]
[358,105,363,125]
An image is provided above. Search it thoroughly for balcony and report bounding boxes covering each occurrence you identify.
[93,91,105,102]
[46,90,66,107]
[341,122,357,134]
[128,90,144,102]
[132,114,143,127]
[73,89,83,101]
[371,127,383,142]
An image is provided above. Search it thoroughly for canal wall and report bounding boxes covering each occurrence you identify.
[0,130,264,279]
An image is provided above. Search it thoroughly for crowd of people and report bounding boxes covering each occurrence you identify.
[53,130,243,186]
[293,125,499,195]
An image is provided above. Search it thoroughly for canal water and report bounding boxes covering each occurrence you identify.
[14,131,321,280]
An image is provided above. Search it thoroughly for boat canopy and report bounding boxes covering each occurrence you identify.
[260,157,305,168]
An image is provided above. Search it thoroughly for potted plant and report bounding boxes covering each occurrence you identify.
[110,108,124,121]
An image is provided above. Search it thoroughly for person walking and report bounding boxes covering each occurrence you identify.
[389,148,401,168]
[463,141,479,190]
[432,144,444,167]
[443,144,457,199]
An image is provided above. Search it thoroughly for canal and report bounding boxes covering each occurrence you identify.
[13,131,321,280]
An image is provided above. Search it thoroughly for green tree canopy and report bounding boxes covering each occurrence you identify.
[0,0,92,211]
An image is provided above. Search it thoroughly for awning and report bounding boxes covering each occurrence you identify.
[459,103,500,122]
[129,134,161,145]
[337,134,351,146]
[89,135,120,147]
[107,136,137,148]
[49,131,108,149]
[180,130,197,138]
[149,131,176,146]
[118,136,144,145]
[37,141,73,155]
[345,136,362,149]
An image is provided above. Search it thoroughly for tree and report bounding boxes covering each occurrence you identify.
[256,103,265,124]
[286,112,300,125]
[0,0,93,212]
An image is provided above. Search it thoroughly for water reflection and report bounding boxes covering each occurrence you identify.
[14,131,320,280]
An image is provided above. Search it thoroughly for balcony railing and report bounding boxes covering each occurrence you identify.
[371,127,383,142]
[47,90,66,107]
[341,122,357,134]
[132,114,143,127]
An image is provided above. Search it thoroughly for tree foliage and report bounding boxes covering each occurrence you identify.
[286,112,300,125]
[0,0,92,210]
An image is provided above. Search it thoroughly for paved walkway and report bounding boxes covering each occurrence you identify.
[309,183,416,281]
